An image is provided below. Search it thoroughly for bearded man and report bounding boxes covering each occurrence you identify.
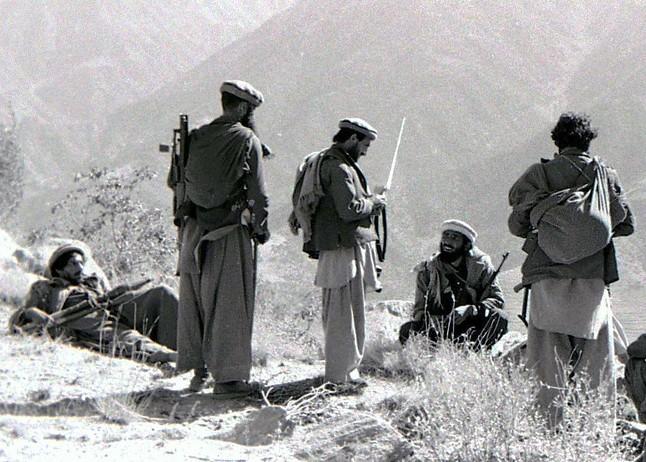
[175,80,270,398]
[399,220,507,349]
[10,244,178,363]
[299,118,386,385]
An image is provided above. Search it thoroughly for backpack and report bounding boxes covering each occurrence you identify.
[529,156,612,264]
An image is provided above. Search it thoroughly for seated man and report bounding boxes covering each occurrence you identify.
[9,243,178,363]
[399,220,507,349]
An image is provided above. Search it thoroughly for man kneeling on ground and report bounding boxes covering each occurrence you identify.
[399,220,507,349]
[9,243,178,363]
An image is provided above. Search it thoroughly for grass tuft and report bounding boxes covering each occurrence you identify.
[377,337,631,462]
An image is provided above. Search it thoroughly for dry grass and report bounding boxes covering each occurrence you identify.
[376,336,632,462]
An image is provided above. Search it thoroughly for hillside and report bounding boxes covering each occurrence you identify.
[0,0,295,202]
[91,0,646,329]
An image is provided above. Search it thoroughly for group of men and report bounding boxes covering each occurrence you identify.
[10,80,637,424]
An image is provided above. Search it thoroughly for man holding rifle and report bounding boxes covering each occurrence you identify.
[399,220,508,350]
[9,244,178,363]
[293,118,385,385]
[175,80,270,398]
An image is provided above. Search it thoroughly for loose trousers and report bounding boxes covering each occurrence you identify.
[177,225,255,383]
[321,267,366,383]
[527,319,615,428]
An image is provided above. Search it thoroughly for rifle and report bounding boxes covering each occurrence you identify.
[160,114,190,273]
[18,279,152,335]
[482,251,509,295]
[374,117,406,262]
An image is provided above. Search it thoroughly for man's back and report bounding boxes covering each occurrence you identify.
[185,116,257,210]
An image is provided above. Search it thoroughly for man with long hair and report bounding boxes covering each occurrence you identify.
[10,243,178,363]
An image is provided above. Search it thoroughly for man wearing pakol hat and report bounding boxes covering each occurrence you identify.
[9,243,178,363]
[399,220,507,349]
[176,80,270,398]
[291,117,385,385]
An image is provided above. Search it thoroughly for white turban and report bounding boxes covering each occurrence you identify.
[441,219,477,244]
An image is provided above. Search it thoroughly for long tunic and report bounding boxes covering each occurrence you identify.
[311,145,380,383]
[176,222,255,382]
[176,115,268,382]
[527,280,615,427]
[509,148,634,428]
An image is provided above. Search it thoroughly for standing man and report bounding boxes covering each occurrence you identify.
[398,220,507,349]
[296,118,386,385]
[176,80,270,398]
[508,112,634,427]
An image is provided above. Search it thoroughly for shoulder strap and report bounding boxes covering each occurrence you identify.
[561,155,597,183]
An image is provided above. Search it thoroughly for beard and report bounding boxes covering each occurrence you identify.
[241,108,257,133]
[438,243,467,263]
[346,142,361,161]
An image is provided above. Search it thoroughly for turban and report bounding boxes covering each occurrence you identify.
[441,219,477,244]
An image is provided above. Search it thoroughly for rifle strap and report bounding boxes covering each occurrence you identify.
[374,207,387,262]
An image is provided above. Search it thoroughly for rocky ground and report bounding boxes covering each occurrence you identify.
[0,301,418,461]
[1,230,644,461]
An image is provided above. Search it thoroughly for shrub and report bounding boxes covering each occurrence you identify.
[0,108,24,223]
[36,166,177,286]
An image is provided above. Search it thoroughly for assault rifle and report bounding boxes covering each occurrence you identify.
[159,114,190,276]
[18,279,152,335]
[160,114,190,272]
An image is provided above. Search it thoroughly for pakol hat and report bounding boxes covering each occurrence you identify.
[338,117,378,140]
[220,80,264,107]
[441,219,478,244]
[46,244,87,277]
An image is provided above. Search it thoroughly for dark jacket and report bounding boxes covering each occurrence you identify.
[310,145,378,252]
[185,115,269,237]
[413,247,505,321]
[508,148,634,286]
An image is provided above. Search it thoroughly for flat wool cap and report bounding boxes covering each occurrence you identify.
[338,117,378,140]
[220,80,264,106]
[47,243,87,276]
[441,219,478,243]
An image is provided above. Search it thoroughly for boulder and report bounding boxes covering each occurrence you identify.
[221,405,294,446]
[28,236,109,286]
[363,300,410,370]
[296,410,412,461]
[0,229,40,304]
[490,330,527,365]
[0,228,111,305]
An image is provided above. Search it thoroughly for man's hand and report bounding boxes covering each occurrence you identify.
[288,212,300,236]
[451,305,477,325]
[370,194,387,214]
[23,307,55,326]
[254,231,270,245]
